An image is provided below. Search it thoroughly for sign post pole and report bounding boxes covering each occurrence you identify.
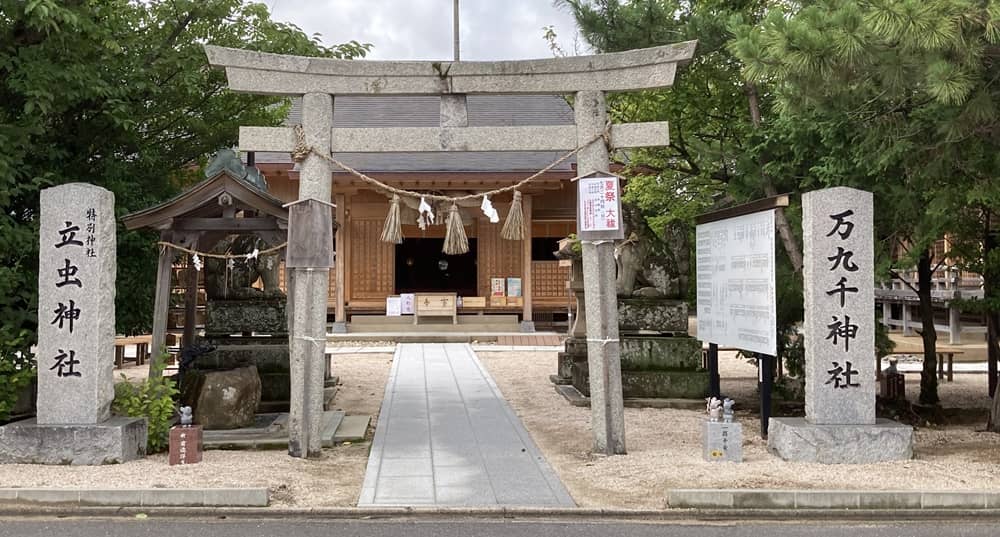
[708,343,721,399]
[758,354,774,438]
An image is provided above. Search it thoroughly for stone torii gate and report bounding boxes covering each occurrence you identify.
[205,41,696,457]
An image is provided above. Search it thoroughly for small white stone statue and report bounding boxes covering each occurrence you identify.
[179,406,193,427]
[722,398,735,423]
[706,397,722,422]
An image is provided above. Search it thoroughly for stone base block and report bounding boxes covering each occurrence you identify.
[618,298,687,333]
[205,299,288,335]
[192,344,289,406]
[194,343,289,373]
[620,336,701,370]
[703,421,743,462]
[0,417,147,465]
[767,417,913,464]
[622,370,709,399]
[571,360,709,399]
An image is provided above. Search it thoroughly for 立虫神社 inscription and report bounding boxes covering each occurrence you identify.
[37,183,117,425]
[0,182,146,466]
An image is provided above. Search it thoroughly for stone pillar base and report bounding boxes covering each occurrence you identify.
[329,322,348,334]
[767,417,912,464]
[0,417,147,465]
[519,320,536,333]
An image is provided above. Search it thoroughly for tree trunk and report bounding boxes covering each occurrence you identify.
[990,383,1000,432]
[984,211,1000,431]
[744,81,804,273]
[917,248,939,405]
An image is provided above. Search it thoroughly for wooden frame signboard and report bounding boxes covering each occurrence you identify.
[413,292,458,325]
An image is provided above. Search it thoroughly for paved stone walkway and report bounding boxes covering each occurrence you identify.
[359,343,574,507]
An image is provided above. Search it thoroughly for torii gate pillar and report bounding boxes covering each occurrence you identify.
[576,91,626,455]
[287,93,333,458]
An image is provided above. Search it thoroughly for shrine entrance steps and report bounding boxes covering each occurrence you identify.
[359,343,574,507]
[347,314,520,333]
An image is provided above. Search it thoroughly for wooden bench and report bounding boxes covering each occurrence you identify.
[881,351,962,382]
[937,350,963,382]
[114,335,152,369]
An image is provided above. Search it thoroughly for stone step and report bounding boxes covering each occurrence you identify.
[320,410,345,447]
[202,410,346,450]
[333,415,370,443]
[351,314,519,325]
[346,324,521,334]
[330,333,506,343]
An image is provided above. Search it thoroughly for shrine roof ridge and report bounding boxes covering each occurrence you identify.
[121,169,289,231]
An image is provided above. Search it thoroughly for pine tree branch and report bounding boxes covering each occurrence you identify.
[889,269,920,294]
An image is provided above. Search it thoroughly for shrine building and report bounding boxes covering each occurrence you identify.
[253,95,577,327]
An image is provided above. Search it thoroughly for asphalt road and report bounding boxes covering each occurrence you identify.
[1,518,998,537]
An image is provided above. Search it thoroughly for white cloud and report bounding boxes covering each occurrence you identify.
[270,0,584,60]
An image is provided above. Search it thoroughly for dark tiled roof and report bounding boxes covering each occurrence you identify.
[253,95,575,172]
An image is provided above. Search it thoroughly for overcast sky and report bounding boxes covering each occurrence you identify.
[269,0,587,60]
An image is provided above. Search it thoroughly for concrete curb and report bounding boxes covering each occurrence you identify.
[2,505,1000,521]
[0,488,267,508]
[4,489,1000,519]
[668,489,1000,510]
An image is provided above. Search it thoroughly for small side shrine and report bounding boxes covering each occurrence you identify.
[123,154,307,427]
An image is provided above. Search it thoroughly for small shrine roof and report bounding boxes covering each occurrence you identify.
[122,169,288,231]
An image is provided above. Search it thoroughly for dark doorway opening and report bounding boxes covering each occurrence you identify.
[395,238,477,296]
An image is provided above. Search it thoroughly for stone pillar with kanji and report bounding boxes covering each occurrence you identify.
[0,183,146,465]
[768,186,912,463]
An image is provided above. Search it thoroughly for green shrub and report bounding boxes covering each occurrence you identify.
[112,353,178,453]
[0,330,36,423]
[0,359,35,423]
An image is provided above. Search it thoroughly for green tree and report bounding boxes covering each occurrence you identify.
[558,0,807,377]
[0,2,368,371]
[731,0,1000,405]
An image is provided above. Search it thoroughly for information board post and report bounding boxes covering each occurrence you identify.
[708,343,721,399]
[758,354,774,438]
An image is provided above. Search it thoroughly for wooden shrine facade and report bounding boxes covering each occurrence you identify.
[259,163,576,322]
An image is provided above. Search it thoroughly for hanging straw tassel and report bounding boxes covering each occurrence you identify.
[380,194,403,244]
[501,190,525,240]
[442,203,469,255]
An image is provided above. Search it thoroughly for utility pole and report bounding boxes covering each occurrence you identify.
[453,0,460,61]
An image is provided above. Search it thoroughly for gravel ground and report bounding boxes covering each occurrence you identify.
[0,352,393,508]
[3,347,999,508]
[478,351,1000,509]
